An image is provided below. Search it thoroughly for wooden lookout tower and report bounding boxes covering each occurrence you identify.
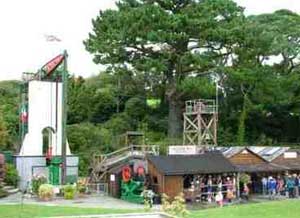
[183,99,218,147]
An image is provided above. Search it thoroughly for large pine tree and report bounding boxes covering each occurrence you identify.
[84,0,244,137]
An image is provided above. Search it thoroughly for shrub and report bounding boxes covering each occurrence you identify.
[31,175,47,195]
[161,194,171,212]
[63,184,76,200]
[38,184,54,201]
[4,164,19,187]
[78,184,87,194]
[171,193,188,217]
[142,189,155,212]
[240,173,251,185]
[161,193,189,218]
[77,179,88,194]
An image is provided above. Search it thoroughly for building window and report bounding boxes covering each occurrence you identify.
[153,176,158,184]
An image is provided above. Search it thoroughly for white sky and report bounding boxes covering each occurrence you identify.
[0,0,299,81]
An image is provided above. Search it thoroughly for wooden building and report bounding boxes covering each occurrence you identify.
[147,151,237,199]
[257,147,300,173]
[220,147,288,173]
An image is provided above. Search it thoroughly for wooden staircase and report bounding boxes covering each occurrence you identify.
[90,145,159,183]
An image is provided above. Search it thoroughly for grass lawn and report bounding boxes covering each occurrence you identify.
[191,200,300,218]
[1,200,299,218]
[0,204,137,218]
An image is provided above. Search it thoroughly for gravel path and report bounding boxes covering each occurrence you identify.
[0,193,156,210]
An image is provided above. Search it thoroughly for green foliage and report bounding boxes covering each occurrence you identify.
[161,193,188,218]
[62,184,76,200]
[240,173,251,185]
[4,164,19,187]
[0,109,9,148]
[143,198,151,212]
[125,97,147,121]
[31,175,47,195]
[84,0,244,137]
[0,81,19,150]
[38,184,54,201]
[77,179,88,194]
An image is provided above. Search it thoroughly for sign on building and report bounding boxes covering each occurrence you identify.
[168,145,198,155]
[284,152,297,159]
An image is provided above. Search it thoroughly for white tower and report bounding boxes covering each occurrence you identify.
[19,80,71,156]
[15,53,78,190]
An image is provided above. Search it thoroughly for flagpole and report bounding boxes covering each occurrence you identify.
[61,50,68,185]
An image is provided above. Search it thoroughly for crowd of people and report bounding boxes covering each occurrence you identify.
[184,175,237,206]
[261,173,300,199]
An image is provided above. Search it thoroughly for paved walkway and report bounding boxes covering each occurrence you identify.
[0,192,151,210]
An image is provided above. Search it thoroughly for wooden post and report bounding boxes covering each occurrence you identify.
[236,172,240,199]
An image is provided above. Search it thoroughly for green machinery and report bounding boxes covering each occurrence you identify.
[120,165,145,204]
[120,179,144,204]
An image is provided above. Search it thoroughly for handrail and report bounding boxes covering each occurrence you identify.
[101,145,159,160]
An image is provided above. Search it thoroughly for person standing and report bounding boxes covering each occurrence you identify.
[226,177,234,203]
[294,174,299,198]
[215,191,223,207]
[262,177,268,195]
[286,175,295,198]
[298,174,300,198]
[276,176,284,196]
[242,183,250,201]
[268,176,276,200]
[207,176,213,203]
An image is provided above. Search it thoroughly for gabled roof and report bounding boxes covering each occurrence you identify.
[147,151,237,176]
[216,146,290,162]
[248,146,290,162]
[216,146,249,158]
[216,146,268,161]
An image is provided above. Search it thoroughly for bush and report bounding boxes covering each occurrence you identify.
[240,173,251,185]
[31,175,47,195]
[38,184,54,201]
[161,193,188,218]
[4,164,19,187]
[77,178,88,195]
[63,184,76,200]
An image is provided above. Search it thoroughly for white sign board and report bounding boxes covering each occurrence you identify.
[284,152,297,159]
[168,145,197,155]
[110,174,115,182]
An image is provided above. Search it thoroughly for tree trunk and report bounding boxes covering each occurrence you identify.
[168,97,182,138]
[237,94,248,145]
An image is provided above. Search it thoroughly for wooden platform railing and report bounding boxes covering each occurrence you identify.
[90,145,159,182]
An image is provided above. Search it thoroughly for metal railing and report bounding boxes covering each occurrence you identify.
[93,145,159,169]
[185,99,217,114]
[87,182,108,194]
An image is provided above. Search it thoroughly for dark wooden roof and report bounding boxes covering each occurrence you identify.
[147,151,237,175]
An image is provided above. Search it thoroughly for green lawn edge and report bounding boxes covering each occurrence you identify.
[0,204,139,218]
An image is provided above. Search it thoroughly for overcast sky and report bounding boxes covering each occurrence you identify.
[0,0,299,81]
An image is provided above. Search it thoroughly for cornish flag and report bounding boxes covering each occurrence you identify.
[20,105,28,123]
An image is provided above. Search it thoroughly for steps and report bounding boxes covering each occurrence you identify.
[90,145,159,183]
[0,182,19,195]
[2,185,19,194]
